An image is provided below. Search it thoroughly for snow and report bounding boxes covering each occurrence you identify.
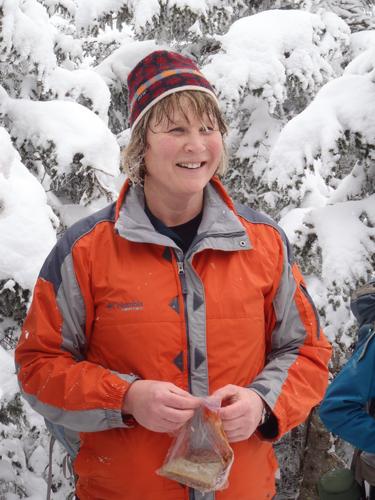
[268,72,375,204]
[0,127,56,290]
[169,0,208,14]
[268,68,375,343]
[167,0,232,14]
[95,39,161,87]
[345,47,375,75]
[83,22,134,53]
[53,30,83,64]
[44,66,111,122]
[281,196,375,291]
[28,446,49,475]
[75,0,129,31]
[235,94,283,173]
[0,0,57,78]
[0,459,16,483]
[42,0,77,17]
[203,9,350,115]
[0,86,120,179]
[0,346,19,402]
[350,29,375,57]
[188,19,203,36]
[311,196,375,286]
[131,0,160,31]
[1,1,375,498]
[344,30,375,75]
[279,193,375,344]
[76,0,161,32]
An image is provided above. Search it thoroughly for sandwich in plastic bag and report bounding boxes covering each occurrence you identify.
[157,397,234,492]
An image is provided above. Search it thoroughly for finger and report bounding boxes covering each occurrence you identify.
[222,418,244,433]
[152,424,179,433]
[162,407,196,424]
[165,391,201,410]
[168,385,198,399]
[226,432,247,443]
[229,422,259,441]
[219,400,246,420]
[156,415,191,433]
[225,425,255,442]
[146,415,185,433]
[211,385,237,401]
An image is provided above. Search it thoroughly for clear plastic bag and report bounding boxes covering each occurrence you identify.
[157,397,234,492]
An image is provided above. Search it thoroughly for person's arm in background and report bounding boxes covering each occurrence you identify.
[320,329,375,453]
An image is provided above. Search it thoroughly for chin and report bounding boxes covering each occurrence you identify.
[182,179,211,193]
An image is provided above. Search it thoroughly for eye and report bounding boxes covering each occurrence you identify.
[168,127,185,134]
[200,125,215,134]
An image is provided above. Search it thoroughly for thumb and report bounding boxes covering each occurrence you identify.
[211,384,238,404]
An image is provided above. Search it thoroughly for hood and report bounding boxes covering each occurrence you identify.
[350,278,375,327]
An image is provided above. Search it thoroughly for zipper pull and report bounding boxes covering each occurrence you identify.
[177,261,184,274]
[177,260,187,294]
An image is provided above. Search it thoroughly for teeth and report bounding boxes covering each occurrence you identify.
[177,162,202,169]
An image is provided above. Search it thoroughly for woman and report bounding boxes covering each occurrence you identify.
[15,50,331,500]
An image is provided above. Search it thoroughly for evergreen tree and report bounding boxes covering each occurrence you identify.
[1,0,374,497]
[308,0,375,31]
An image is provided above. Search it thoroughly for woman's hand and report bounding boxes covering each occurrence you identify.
[212,384,265,442]
[122,380,200,433]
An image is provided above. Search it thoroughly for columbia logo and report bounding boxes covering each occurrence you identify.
[106,301,144,312]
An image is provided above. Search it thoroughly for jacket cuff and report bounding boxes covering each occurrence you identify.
[257,412,279,440]
[116,372,142,428]
[105,372,141,429]
[115,372,141,385]
[106,408,128,429]
[247,385,280,440]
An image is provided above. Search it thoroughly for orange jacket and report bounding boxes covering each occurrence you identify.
[15,178,331,500]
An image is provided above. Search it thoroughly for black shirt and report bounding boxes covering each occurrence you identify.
[145,204,202,254]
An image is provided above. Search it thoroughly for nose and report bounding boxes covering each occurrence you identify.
[183,131,206,154]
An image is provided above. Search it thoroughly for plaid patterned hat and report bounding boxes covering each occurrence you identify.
[127,50,217,129]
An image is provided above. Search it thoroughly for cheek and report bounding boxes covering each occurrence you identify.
[209,136,224,159]
[144,141,173,172]
[148,137,181,160]
[160,137,182,155]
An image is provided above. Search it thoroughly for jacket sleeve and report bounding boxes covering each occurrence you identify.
[319,331,375,453]
[249,229,332,440]
[15,222,137,433]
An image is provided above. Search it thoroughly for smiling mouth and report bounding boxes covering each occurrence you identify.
[176,162,206,169]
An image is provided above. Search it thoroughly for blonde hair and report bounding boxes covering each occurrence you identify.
[122,90,228,184]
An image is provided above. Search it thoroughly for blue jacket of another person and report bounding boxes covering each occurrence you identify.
[320,280,375,453]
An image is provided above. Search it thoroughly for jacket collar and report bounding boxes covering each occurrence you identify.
[114,177,251,254]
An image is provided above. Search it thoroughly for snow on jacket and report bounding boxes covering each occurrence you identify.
[15,177,331,500]
[320,282,375,454]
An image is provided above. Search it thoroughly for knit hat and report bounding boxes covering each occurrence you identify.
[127,50,217,129]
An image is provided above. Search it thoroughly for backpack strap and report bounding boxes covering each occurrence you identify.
[62,453,74,480]
[46,434,55,500]
[45,424,78,499]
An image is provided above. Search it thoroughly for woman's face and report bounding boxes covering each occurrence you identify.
[143,101,223,208]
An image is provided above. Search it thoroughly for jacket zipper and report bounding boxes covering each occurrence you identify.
[176,256,192,392]
[300,284,320,339]
[177,256,197,500]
